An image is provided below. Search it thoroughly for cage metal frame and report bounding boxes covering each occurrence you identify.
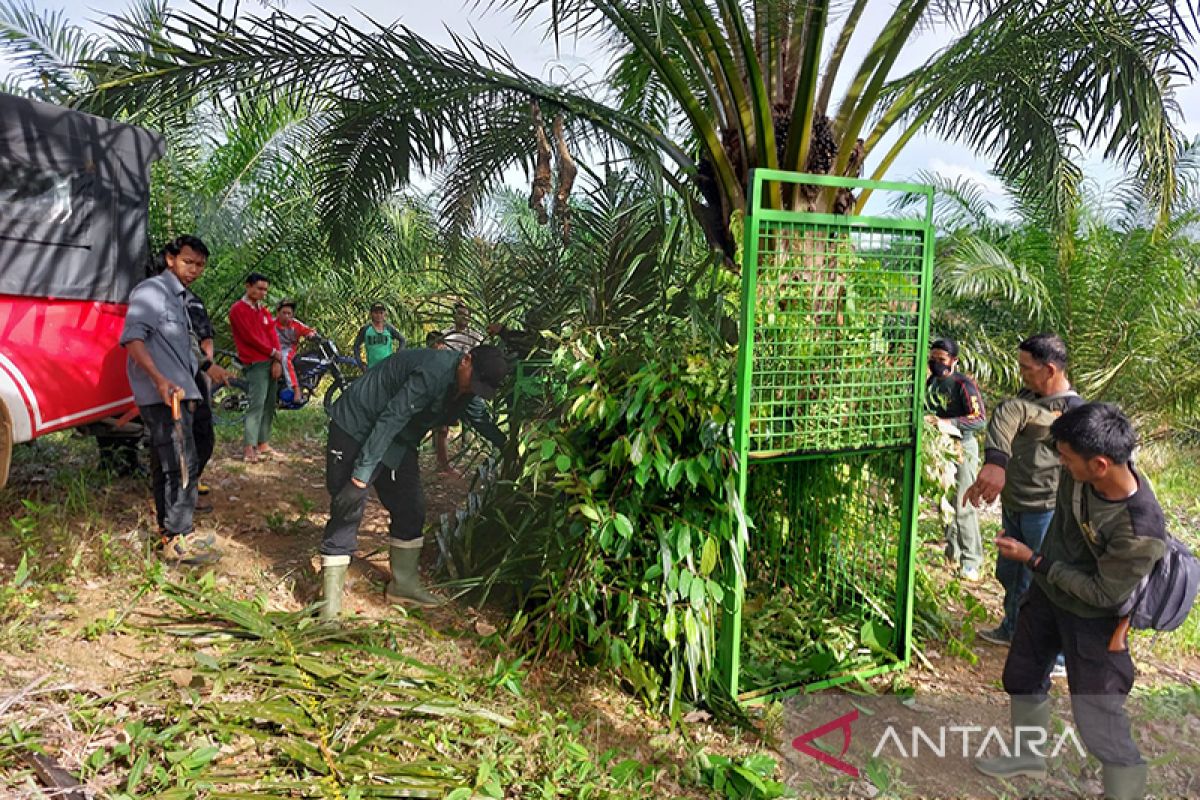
[718,169,935,703]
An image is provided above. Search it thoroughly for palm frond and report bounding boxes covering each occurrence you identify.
[0,0,102,100]
[884,0,1195,229]
[889,169,1000,230]
[935,231,1048,316]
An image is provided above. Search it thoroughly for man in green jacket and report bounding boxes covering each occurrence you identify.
[965,333,1083,645]
[317,345,510,618]
[975,402,1166,800]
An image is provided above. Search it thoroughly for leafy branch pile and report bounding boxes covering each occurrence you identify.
[442,329,741,715]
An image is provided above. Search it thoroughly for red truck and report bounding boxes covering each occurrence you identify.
[0,92,164,487]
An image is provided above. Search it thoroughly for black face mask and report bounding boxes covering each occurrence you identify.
[928,359,951,378]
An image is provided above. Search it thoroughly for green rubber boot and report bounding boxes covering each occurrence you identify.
[319,555,350,621]
[974,699,1050,780]
[1102,763,1147,800]
[385,542,440,608]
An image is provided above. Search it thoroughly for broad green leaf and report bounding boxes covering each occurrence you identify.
[629,432,646,466]
[860,620,895,654]
[678,569,693,599]
[699,538,717,576]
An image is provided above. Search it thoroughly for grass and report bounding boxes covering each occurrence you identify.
[1135,441,1200,658]
[0,569,776,798]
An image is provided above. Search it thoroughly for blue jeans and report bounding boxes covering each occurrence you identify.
[996,507,1055,638]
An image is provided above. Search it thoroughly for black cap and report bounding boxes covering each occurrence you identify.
[930,337,959,358]
[370,302,386,313]
[276,298,296,312]
[467,344,510,399]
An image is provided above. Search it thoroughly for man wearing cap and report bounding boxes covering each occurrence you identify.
[317,344,511,618]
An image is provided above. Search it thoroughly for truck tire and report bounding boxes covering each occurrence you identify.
[0,402,11,489]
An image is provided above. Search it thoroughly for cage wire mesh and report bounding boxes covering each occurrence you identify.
[721,170,934,701]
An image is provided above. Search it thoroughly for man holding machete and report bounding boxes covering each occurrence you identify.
[121,235,226,564]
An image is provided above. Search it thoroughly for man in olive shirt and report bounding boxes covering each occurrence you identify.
[318,344,510,618]
[976,403,1165,800]
[965,333,1083,645]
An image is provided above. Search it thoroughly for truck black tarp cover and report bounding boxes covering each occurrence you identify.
[0,92,164,304]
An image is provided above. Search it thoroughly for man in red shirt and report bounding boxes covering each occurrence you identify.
[229,272,283,461]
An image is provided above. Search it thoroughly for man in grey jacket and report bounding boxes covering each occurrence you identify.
[975,402,1165,800]
[121,235,228,563]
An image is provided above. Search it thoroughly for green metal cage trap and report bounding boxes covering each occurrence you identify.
[718,170,935,702]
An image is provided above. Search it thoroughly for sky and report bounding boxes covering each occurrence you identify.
[6,0,1200,217]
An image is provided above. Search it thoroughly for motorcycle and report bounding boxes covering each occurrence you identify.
[211,336,361,424]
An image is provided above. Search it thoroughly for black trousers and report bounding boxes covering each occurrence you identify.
[153,376,212,530]
[142,400,200,537]
[1003,582,1142,766]
[319,422,425,557]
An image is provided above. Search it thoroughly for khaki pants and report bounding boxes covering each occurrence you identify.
[942,435,982,571]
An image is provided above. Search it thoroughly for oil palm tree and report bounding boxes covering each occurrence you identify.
[905,164,1200,423]
[58,0,1196,261]
[1,0,443,328]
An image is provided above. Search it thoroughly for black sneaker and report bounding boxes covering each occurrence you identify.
[977,626,1012,646]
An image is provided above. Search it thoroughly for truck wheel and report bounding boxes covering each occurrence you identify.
[212,379,249,426]
[0,404,11,489]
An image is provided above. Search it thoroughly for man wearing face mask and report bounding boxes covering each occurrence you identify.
[924,338,987,580]
[965,333,1083,647]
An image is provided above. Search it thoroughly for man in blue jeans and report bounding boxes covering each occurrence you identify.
[964,333,1083,646]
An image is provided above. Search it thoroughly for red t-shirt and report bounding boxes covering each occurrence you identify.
[229,297,281,365]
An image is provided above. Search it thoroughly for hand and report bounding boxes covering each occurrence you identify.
[331,479,369,517]
[996,535,1034,563]
[923,414,938,427]
[206,363,232,386]
[155,378,183,407]
[964,463,1006,507]
[270,360,283,380]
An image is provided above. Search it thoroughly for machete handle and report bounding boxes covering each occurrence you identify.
[1108,615,1131,652]
[171,391,181,420]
